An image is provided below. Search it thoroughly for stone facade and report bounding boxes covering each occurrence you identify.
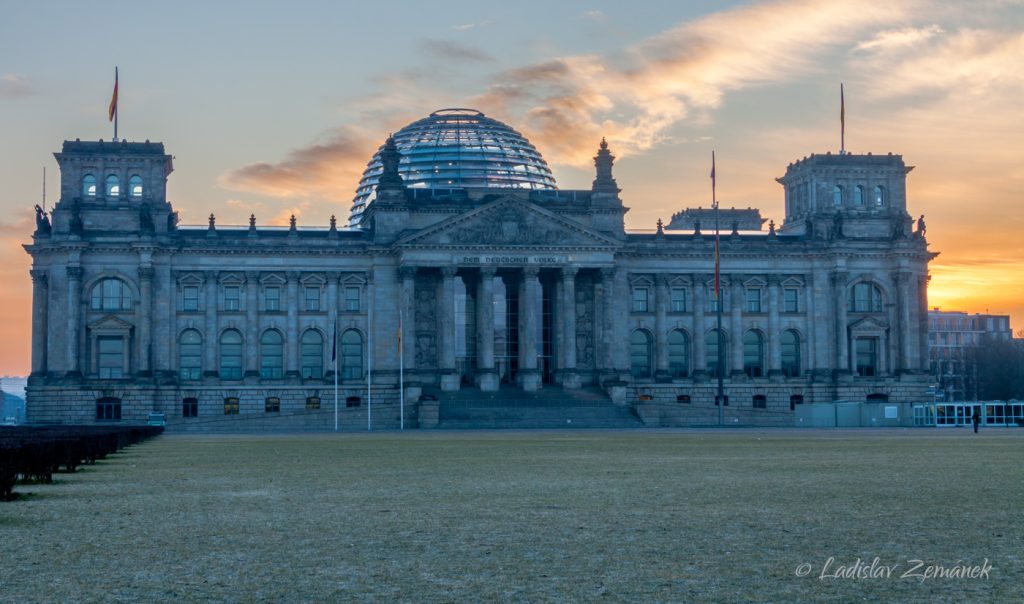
[23,130,936,428]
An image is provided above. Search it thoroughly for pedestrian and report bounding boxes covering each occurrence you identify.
[972,408,981,434]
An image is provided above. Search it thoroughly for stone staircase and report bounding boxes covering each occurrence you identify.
[431,385,644,429]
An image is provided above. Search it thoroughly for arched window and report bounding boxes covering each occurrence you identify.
[849,283,883,312]
[179,329,202,380]
[706,329,727,378]
[630,330,652,378]
[260,330,284,379]
[668,330,689,378]
[832,185,843,207]
[129,175,143,197]
[300,330,323,379]
[743,330,764,378]
[854,185,864,206]
[105,175,120,196]
[873,185,885,207]
[781,330,801,378]
[219,330,243,379]
[82,174,97,197]
[341,330,363,379]
[90,278,132,311]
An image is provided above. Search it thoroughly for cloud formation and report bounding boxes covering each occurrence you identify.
[420,39,494,63]
[0,74,32,99]
[855,25,945,51]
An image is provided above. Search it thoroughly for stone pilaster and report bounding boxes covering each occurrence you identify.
[326,272,339,377]
[138,266,154,375]
[203,270,218,377]
[245,271,260,377]
[598,267,616,380]
[30,269,48,376]
[559,266,580,389]
[286,271,300,378]
[730,277,744,378]
[833,271,849,374]
[767,275,782,379]
[692,274,707,380]
[439,267,459,391]
[654,274,670,381]
[66,266,83,375]
[518,266,541,391]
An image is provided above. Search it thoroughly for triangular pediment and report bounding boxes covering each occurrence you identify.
[88,315,134,331]
[396,198,620,248]
[849,316,889,332]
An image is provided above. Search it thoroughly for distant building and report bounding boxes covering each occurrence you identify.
[24,109,935,428]
[928,309,1013,401]
[666,207,766,232]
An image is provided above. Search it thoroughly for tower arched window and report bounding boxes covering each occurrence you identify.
[219,330,243,380]
[300,329,323,379]
[129,175,143,197]
[341,330,363,379]
[854,185,864,206]
[82,174,97,196]
[179,329,202,380]
[706,329,727,378]
[873,185,885,207]
[849,283,883,312]
[668,330,690,378]
[90,278,132,311]
[260,330,284,379]
[743,330,764,378]
[105,175,120,197]
[630,330,652,378]
[781,330,801,377]
[832,185,843,207]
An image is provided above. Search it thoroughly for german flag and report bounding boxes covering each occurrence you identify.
[108,67,118,122]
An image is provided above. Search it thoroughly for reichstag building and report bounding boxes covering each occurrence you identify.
[24,108,935,427]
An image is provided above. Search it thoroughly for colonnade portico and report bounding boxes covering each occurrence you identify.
[398,263,602,393]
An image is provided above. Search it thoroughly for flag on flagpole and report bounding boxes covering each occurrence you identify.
[108,67,119,122]
[710,150,716,205]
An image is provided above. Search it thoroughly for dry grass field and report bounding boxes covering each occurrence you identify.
[1,429,1021,603]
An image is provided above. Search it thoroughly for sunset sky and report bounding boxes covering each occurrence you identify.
[1,0,1022,375]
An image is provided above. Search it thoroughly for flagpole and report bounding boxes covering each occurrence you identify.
[333,321,338,432]
[112,67,119,141]
[712,151,724,427]
[399,304,405,431]
[840,83,845,155]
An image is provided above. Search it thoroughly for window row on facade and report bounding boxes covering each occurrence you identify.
[82,174,144,198]
[626,282,885,314]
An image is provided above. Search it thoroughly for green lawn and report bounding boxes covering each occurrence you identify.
[2,429,1021,603]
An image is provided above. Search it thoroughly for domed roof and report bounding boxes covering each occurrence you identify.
[349,108,557,224]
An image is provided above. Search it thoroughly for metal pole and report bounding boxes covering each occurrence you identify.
[399,304,405,431]
[334,322,338,432]
[367,285,373,432]
[712,150,724,426]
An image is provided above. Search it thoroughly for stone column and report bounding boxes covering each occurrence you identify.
[833,271,849,373]
[29,269,48,376]
[245,271,260,377]
[203,271,218,376]
[286,271,300,378]
[654,274,670,381]
[476,267,498,391]
[559,266,580,389]
[767,275,782,378]
[730,277,744,378]
[517,266,541,391]
[159,266,173,375]
[692,274,707,380]
[439,267,459,391]
[397,267,416,375]
[812,269,832,378]
[597,267,617,379]
[138,266,154,375]
[896,271,915,373]
[66,266,83,375]
[917,275,930,373]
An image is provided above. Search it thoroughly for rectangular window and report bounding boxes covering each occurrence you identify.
[632,287,649,313]
[223,397,239,415]
[784,288,799,313]
[344,286,360,312]
[97,336,124,379]
[856,337,879,377]
[305,286,321,311]
[708,287,726,312]
[265,397,280,413]
[746,288,762,313]
[670,288,687,312]
[305,396,321,410]
[182,397,198,418]
[265,286,281,311]
[752,395,767,409]
[95,397,122,421]
[183,286,200,312]
[224,286,240,311]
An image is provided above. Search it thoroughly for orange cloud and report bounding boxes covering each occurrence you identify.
[0,214,35,375]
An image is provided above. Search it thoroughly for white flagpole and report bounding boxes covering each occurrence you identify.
[399,303,405,431]
[333,321,338,432]
[367,287,373,432]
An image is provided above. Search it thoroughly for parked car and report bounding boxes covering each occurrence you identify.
[146,412,167,427]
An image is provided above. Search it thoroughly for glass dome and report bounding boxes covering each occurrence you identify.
[349,108,557,224]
